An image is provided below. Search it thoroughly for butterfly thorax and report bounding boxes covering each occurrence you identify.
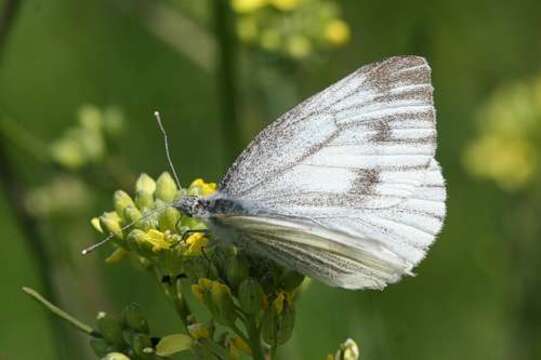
[174,193,247,219]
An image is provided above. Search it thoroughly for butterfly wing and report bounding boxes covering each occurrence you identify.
[216,56,446,289]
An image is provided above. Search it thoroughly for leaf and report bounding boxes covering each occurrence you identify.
[156,334,193,356]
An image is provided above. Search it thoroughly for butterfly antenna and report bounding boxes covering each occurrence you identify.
[154,110,182,190]
[81,203,176,255]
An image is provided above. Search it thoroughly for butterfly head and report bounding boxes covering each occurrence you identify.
[175,195,210,218]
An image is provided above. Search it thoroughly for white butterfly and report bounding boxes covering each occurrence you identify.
[174,56,446,290]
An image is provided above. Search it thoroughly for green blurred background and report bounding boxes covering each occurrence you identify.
[1,0,540,359]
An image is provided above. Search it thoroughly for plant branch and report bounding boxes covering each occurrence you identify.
[22,287,100,337]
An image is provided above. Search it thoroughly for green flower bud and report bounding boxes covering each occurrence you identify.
[226,254,250,290]
[132,333,154,359]
[279,270,305,292]
[238,278,264,315]
[210,281,237,326]
[96,312,124,347]
[121,303,149,334]
[124,206,142,226]
[101,352,130,360]
[184,256,215,282]
[99,212,123,240]
[155,172,178,202]
[135,190,154,210]
[155,334,193,357]
[135,173,156,195]
[89,338,113,357]
[114,190,135,219]
[158,207,181,232]
[261,295,295,346]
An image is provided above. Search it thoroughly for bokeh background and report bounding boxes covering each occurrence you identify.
[1,0,540,359]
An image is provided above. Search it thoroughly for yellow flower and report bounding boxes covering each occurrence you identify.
[231,0,267,14]
[269,0,301,11]
[189,178,217,196]
[184,232,209,256]
[143,229,171,252]
[324,19,351,46]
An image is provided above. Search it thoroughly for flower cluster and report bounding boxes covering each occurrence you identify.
[50,104,124,170]
[463,77,541,191]
[233,0,351,59]
[89,172,306,359]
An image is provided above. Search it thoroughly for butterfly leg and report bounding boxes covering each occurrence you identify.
[181,228,210,241]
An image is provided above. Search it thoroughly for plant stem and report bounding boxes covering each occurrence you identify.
[213,0,242,164]
[154,268,192,329]
[22,287,100,337]
[246,314,265,360]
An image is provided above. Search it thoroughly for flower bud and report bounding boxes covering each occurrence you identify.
[132,333,154,359]
[89,338,112,357]
[261,294,295,345]
[99,212,123,241]
[158,207,181,232]
[121,303,149,334]
[210,281,237,325]
[335,338,359,360]
[187,322,212,340]
[238,278,264,315]
[155,172,178,202]
[226,254,249,290]
[91,217,103,233]
[155,334,193,357]
[105,247,128,264]
[135,173,156,195]
[135,190,154,210]
[96,312,124,347]
[114,190,135,220]
[101,352,130,360]
[124,206,142,226]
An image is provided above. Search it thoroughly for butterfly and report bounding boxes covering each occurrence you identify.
[85,56,446,290]
[173,56,446,290]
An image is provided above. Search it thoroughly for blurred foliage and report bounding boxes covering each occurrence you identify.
[1,0,541,359]
[233,0,350,59]
[464,78,541,191]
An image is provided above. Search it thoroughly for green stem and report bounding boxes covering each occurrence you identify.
[22,287,100,337]
[154,268,192,329]
[246,314,265,360]
[213,0,242,164]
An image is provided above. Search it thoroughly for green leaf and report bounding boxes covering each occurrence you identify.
[155,334,193,356]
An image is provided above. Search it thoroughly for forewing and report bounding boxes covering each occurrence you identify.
[220,55,436,209]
